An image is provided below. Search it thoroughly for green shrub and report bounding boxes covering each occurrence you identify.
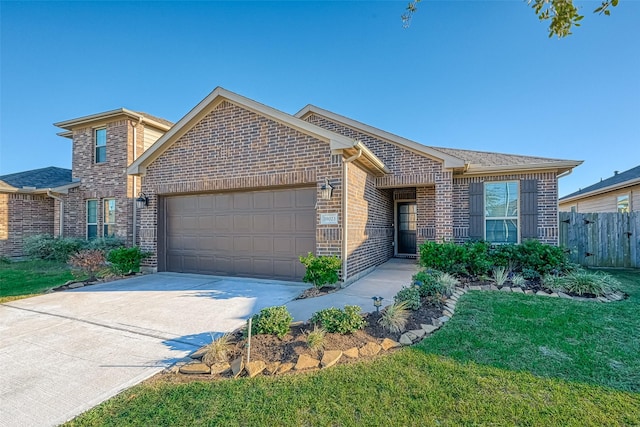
[462,240,492,276]
[250,306,293,339]
[542,274,565,292]
[415,269,454,297]
[379,301,410,333]
[87,237,124,252]
[394,286,421,310]
[310,305,365,334]
[419,241,467,275]
[510,273,526,288]
[558,270,621,296]
[23,234,86,262]
[68,249,106,282]
[107,246,149,275]
[299,252,342,288]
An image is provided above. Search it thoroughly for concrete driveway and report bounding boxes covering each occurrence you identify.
[0,273,307,427]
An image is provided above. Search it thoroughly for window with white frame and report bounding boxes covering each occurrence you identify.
[617,194,630,213]
[485,181,519,244]
[95,128,106,163]
[103,199,116,237]
[87,200,98,239]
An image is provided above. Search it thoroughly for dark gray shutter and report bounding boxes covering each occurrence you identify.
[469,182,484,240]
[520,179,538,240]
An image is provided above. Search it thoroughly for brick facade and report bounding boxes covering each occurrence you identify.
[0,193,54,257]
[139,101,343,271]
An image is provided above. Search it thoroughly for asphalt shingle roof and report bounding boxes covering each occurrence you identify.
[430,146,572,168]
[0,166,73,189]
[560,164,640,200]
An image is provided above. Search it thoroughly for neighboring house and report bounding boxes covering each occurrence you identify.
[559,165,640,213]
[0,167,75,257]
[3,88,582,283]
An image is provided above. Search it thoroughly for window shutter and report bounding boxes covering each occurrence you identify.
[469,182,484,240]
[520,179,538,240]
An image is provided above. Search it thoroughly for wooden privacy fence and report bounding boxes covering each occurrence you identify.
[559,211,640,268]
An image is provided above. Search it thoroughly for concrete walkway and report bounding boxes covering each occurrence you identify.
[287,258,418,321]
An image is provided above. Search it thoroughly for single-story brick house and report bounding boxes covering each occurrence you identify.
[0,167,76,257]
[559,164,640,213]
[2,88,581,283]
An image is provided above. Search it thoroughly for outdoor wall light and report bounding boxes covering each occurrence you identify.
[135,192,149,209]
[372,296,383,313]
[320,177,334,200]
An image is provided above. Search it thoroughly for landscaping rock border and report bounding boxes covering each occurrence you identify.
[172,284,628,379]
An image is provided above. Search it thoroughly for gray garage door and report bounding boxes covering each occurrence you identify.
[162,187,316,281]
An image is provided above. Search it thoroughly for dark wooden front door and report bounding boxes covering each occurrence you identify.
[397,202,417,255]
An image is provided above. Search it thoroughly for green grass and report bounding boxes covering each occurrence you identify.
[66,269,640,426]
[0,259,74,300]
[419,268,640,392]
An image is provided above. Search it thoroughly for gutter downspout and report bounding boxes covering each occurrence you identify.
[341,147,363,285]
[132,117,143,246]
[47,191,64,237]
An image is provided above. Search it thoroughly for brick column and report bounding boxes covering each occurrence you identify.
[435,171,453,242]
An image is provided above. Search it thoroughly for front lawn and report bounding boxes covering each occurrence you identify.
[0,259,73,301]
[419,268,640,392]
[66,269,640,426]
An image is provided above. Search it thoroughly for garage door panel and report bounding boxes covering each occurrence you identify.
[253,236,273,253]
[164,187,316,281]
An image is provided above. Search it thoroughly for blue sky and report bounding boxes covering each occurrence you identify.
[1,1,638,197]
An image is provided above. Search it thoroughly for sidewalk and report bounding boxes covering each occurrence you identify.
[286,258,418,321]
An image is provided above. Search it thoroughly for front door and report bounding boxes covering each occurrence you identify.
[397,202,417,255]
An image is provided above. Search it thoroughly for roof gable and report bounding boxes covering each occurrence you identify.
[560,164,640,202]
[128,87,389,176]
[296,105,581,175]
[55,108,173,139]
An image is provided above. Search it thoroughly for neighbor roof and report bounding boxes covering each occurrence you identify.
[559,164,640,203]
[0,167,73,190]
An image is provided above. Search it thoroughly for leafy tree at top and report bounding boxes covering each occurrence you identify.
[402,0,619,38]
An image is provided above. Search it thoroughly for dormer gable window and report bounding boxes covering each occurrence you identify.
[95,128,106,163]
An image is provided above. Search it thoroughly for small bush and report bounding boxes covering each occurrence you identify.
[202,333,233,366]
[522,268,541,281]
[251,306,293,339]
[559,270,620,296]
[435,272,459,296]
[305,325,326,352]
[462,240,492,276]
[510,273,526,288]
[542,274,565,292]
[24,234,86,262]
[68,249,106,282]
[87,237,124,252]
[299,252,342,288]
[310,305,365,334]
[394,286,421,310]
[492,266,509,287]
[379,301,410,333]
[107,246,149,275]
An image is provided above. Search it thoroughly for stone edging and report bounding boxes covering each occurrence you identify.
[464,284,627,303]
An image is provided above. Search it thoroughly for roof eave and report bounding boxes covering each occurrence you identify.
[462,161,583,176]
[55,108,171,132]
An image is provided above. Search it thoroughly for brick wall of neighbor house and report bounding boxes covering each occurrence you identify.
[304,114,452,241]
[139,101,343,272]
[63,119,144,244]
[452,172,559,245]
[0,193,54,257]
[345,162,394,277]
